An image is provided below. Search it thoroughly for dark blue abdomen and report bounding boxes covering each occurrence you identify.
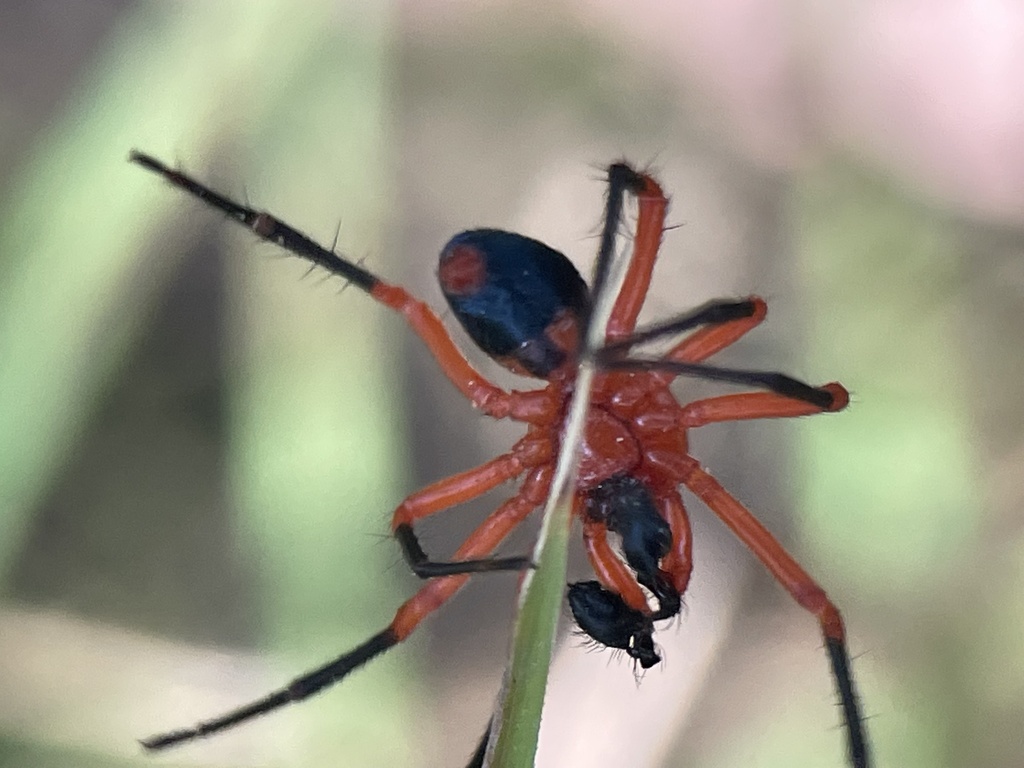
[438,229,591,378]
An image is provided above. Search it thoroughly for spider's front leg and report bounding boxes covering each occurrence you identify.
[602,163,669,340]
[129,151,533,420]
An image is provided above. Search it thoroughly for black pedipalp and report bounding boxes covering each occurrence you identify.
[567,580,659,669]
[584,475,672,580]
[570,476,684,667]
[584,475,681,620]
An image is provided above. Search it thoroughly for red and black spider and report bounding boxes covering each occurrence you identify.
[130,152,868,768]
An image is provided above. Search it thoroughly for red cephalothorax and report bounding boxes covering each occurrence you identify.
[130,153,868,768]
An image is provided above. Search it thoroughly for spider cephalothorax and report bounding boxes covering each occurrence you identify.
[131,152,868,768]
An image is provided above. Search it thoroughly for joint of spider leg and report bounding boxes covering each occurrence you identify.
[394,522,532,578]
[607,161,646,193]
[751,371,837,410]
[821,381,851,412]
[251,212,278,240]
[394,523,431,577]
[591,162,648,299]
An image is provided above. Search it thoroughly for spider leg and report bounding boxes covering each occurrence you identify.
[600,297,763,356]
[390,464,550,637]
[679,459,870,768]
[680,385,849,428]
[603,167,669,340]
[577,485,693,620]
[395,527,532,579]
[665,296,768,363]
[573,507,665,669]
[129,151,539,421]
[142,467,551,752]
[601,356,844,410]
[657,489,693,597]
[140,629,397,751]
[581,518,649,612]
[592,163,645,304]
[391,443,549,577]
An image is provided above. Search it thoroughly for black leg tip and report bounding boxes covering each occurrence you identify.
[824,636,871,768]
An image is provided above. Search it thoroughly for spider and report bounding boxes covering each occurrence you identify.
[130,152,868,768]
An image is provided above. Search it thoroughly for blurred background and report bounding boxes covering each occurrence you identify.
[1,1,1022,767]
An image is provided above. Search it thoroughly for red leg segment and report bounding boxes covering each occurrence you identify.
[391,435,552,529]
[669,296,768,363]
[375,281,563,424]
[391,466,552,639]
[582,518,650,613]
[657,489,693,596]
[679,458,843,637]
[606,173,669,341]
[680,383,849,428]
[392,438,556,576]
[678,458,868,768]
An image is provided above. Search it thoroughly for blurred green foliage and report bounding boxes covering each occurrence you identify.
[0,2,420,766]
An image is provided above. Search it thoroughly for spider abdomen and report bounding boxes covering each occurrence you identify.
[438,229,590,378]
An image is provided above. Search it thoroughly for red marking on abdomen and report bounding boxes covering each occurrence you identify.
[438,243,487,296]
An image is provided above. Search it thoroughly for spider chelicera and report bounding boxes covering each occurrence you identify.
[130,152,868,768]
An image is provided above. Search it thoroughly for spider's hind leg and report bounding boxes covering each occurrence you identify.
[679,460,870,768]
[567,580,660,670]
